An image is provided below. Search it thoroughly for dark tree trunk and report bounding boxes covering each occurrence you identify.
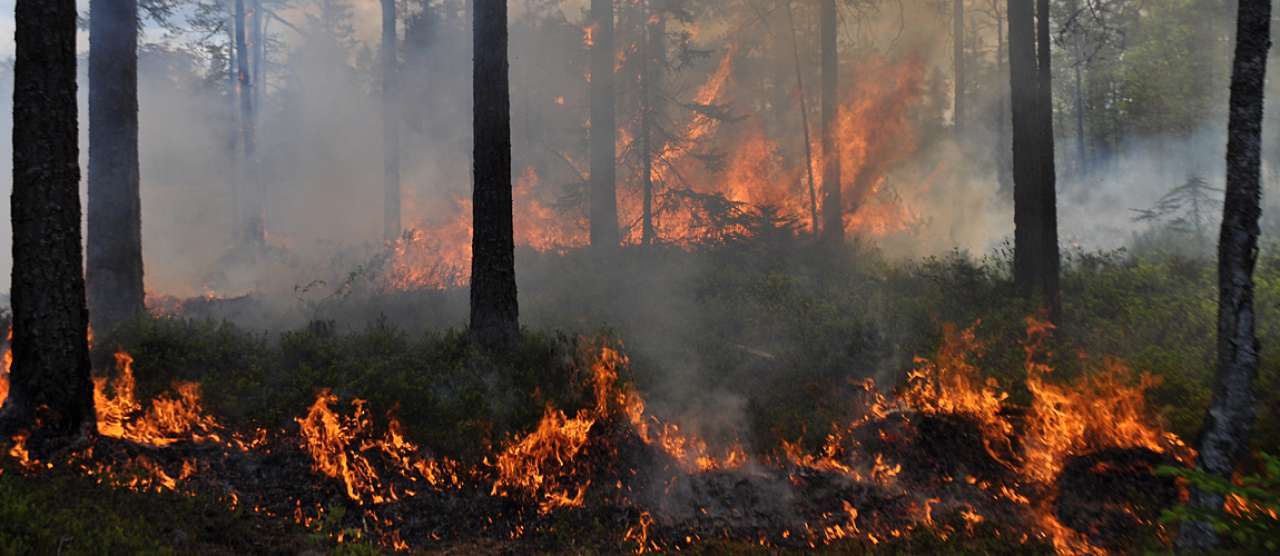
[87,0,145,333]
[470,0,519,348]
[382,0,401,242]
[1009,0,1061,319]
[820,0,842,242]
[953,0,964,135]
[1,0,95,444]
[1009,1,1043,302]
[1177,0,1271,550]
[589,0,619,248]
[234,0,261,245]
[1035,0,1061,320]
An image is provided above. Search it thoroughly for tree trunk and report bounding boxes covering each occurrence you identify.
[1,0,95,444]
[1177,0,1271,550]
[234,0,261,245]
[640,0,661,246]
[249,0,265,242]
[470,0,519,348]
[589,0,619,248]
[1035,0,1061,320]
[382,0,401,242]
[87,0,145,334]
[953,0,964,135]
[226,4,241,242]
[820,0,842,242]
[1009,1,1042,302]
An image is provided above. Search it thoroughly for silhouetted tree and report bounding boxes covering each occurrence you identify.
[87,0,145,333]
[0,0,95,444]
[470,0,519,347]
[383,0,401,242]
[820,0,841,242]
[589,0,619,248]
[1035,0,1060,320]
[1008,0,1060,319]
[1178,0,1272,550]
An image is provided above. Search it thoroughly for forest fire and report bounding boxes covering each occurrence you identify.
[1,0,1272,552]
[387,49,929,290]
[0,320,1196,554]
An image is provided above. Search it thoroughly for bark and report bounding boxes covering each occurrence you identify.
[382,0,401,242]
[953,0,965,134]
[87,0,145,333]
[2,0,96,443]
[1177,0,1271,550]
[820,0,842,242]
[589,0,619,248]
[1008,0,1042,301]
[1035,0,1061,320]
[470,0,520,348]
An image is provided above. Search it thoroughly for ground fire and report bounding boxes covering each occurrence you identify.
[0,319,1201,554]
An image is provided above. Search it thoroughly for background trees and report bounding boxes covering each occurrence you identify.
[87,0,146,333]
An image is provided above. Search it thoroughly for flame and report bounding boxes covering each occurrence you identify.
[384,49,929,289]
[488,345,745,513]
[296,390,459,505]
[0,320,1190,554]
[782,318,1190,554]
[93,350,224,447]
[0,326,11,405]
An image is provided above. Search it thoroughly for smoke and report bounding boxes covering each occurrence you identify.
[0,0,1258,449]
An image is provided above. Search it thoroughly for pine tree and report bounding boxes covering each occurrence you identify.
[589,0,620,248]
[382,0,401,242]
[470,0,520,347]
[87,0,146,333]
[1,0,96,445]
[1178,0,1272,549]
